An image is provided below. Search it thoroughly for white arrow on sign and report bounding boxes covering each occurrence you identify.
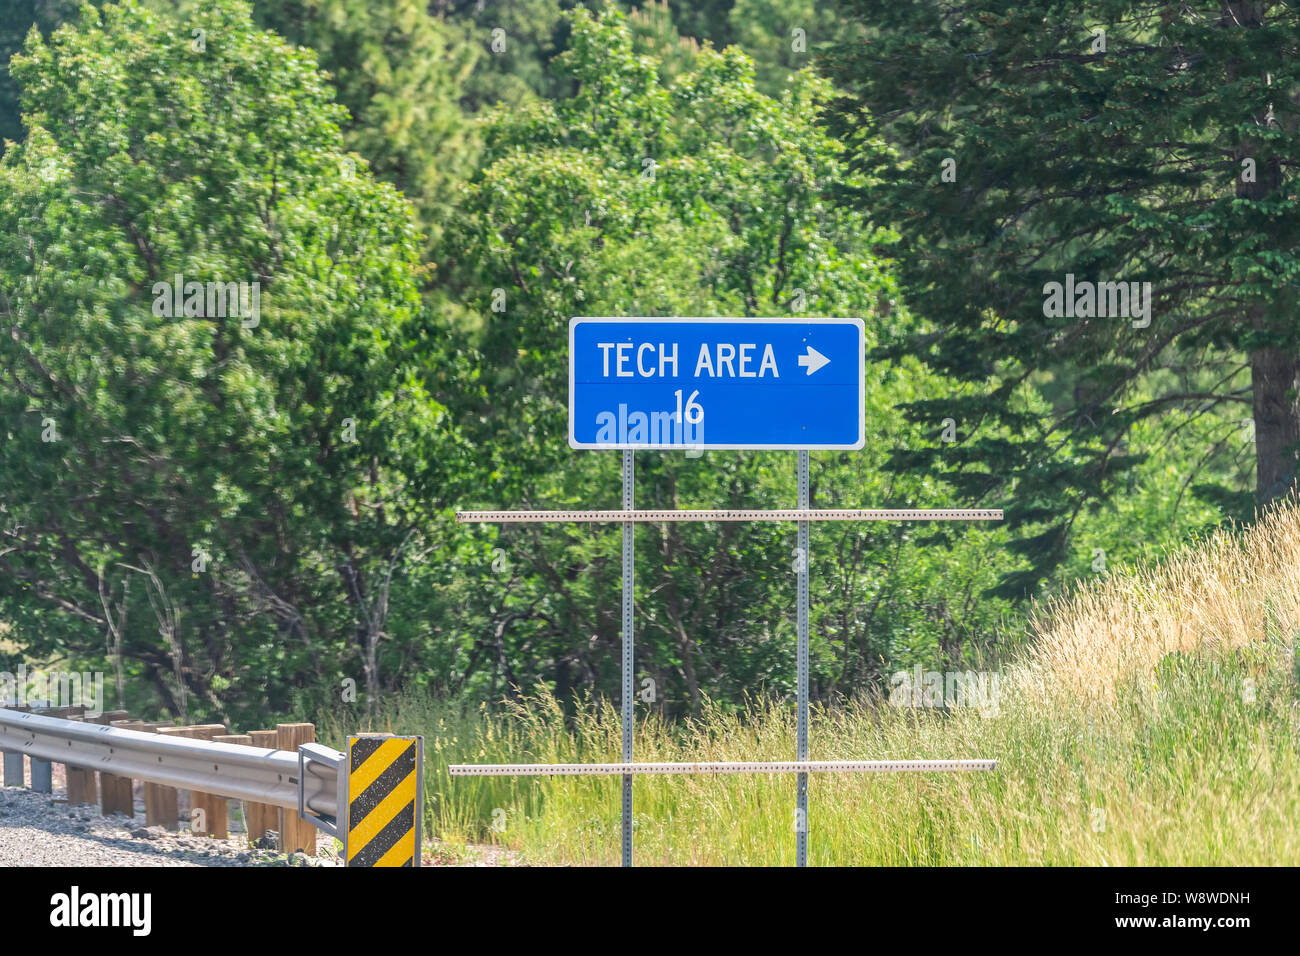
[797,346,830,376]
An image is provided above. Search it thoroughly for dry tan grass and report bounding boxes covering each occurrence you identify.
[358,496,1300,864]
[1015,493,1300,708]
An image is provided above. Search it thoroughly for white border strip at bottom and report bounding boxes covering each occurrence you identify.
[448,759,997,776]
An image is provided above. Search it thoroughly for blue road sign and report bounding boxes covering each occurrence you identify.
[569,317,865,450]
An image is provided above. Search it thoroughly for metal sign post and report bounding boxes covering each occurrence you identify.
[451,317,1003,866]
[796,450,810,867]
[621,449,635,867]
[456,506,1002,867]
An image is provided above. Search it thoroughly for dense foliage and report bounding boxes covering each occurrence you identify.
[0,0,1271,724]
[823,1,1299,594]
[0,0,461,724]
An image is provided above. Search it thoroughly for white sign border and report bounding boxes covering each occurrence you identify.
[568,316,866,451]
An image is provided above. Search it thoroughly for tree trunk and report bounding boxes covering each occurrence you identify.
[1238,155,1296,503]
[1229,15,1295,503]
[674,617,700,715]
[1250,343,1300,502]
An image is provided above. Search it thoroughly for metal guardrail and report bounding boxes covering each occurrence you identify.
[0,709,343,821]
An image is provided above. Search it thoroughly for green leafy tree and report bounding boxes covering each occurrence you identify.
[823,1,1299,594]
[663,0,735,51]
[251,0,479,250]
[6,0,482,251]
[438,7,1020,712]
[728,0,843,95]
[436,0,583,110]
[0,0,79,150]
[0,0,460,723]
[625,0,701,82]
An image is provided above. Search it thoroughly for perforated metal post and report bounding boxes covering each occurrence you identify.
[455,495,1003,866]
[458,508,1003,523]
[621,448,635,867]
[450,759,997,776]
[796,450,810,867]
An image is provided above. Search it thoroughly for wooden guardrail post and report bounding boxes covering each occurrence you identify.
[213,734,253,838]
[102,719,145,816]
[93,712,133,816]
[276,723,317,856]
[184,724,229,838]
[64,713,98,807]
[142,723,179,830]
[154,726,198,830]
[245,730,281,847]
[42,705,85,719]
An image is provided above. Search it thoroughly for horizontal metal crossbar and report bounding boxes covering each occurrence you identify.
[457,509,1003,524]
[448,759,997,776]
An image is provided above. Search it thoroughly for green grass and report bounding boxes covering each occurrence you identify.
[319,634,1296,865]
[320,499,1300,865]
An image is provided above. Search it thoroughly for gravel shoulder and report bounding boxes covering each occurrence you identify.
[0,786,339,867]
[0,784,517,866]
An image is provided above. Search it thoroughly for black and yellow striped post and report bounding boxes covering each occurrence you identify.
[346,734,423,867]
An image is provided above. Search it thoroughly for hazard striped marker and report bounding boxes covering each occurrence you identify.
[346,734,423,867]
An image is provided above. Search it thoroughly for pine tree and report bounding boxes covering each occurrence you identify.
[254,0,479,250]
[824,1,1300,594]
